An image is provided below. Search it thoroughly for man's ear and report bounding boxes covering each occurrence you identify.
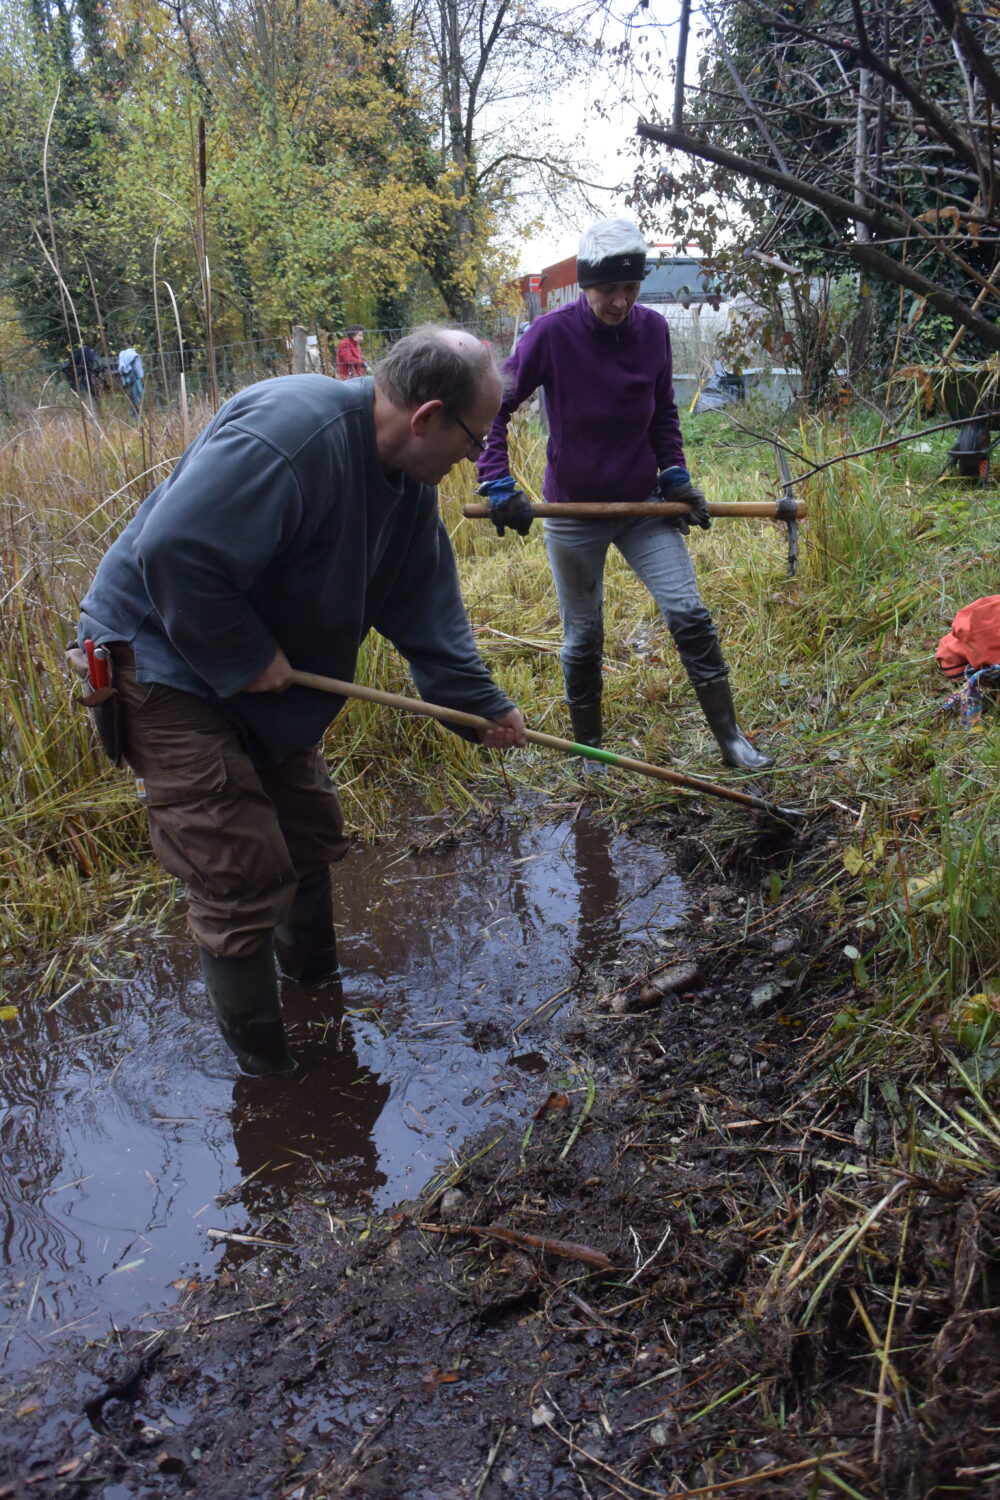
[410,399,444,438]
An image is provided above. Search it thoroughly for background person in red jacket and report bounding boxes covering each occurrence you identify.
[336,326,367,380]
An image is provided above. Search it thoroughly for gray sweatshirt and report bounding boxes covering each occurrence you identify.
[79,375,512,763]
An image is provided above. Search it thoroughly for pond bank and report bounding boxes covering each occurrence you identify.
[2,797,995,1499]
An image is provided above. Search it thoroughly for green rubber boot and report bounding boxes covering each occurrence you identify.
[274,869,339,982]
[199,945,297,1076]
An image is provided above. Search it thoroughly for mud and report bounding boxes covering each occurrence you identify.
[1,803,682,1382]
[2,800,998,1499]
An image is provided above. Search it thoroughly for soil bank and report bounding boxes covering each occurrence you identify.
[1,800,997,1500]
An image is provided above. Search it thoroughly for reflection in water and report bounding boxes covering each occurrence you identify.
[0,808,684,1379]
[571,815,623,972]
[230,990,390,1215]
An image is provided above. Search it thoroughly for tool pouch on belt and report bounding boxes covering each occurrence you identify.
[67,642,122,767]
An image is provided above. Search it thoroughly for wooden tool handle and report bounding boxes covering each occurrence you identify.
[461,500,806,519]
[288,669,790,815]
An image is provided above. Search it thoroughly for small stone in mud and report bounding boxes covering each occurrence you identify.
[729,1052,748,1067]
[750,981,782,1012]
[531,1403,557,1427]
[608,962,702,1013]
[771,929,801,957]
[439,1188,467,1220]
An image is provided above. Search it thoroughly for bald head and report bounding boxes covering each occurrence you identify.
[371,325,503,485]
[374,325,499,418]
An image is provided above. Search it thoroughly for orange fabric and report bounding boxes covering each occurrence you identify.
[936,595,1000,678]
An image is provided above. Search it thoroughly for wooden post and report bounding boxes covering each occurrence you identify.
[291,325,308,374]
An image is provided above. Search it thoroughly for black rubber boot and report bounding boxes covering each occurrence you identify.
[694,677,775,771]
[569,701,606,775]
[569,701,602,748]
[199,945,297,1076]
[274,869,339,982]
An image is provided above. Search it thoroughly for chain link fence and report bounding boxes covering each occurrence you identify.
[0,317,515,420]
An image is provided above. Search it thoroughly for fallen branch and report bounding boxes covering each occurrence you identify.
[418,1221,615,1271]
[727,410,1000,488]
[205,1228,292,1249]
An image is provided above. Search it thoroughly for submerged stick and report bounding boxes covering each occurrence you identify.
[288,668,802,821]
[418,1221,615,1271]
[462,500,806,520]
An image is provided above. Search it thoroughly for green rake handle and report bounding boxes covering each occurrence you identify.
[288,669,802,822]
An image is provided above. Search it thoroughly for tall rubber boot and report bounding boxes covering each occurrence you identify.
[694,677,775,771]
[274,869,339,982]
[569,701,604,775]
[199,945,297,1076]
[569,701,602,747]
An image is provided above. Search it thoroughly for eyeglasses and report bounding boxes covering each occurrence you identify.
[448,410,488,455]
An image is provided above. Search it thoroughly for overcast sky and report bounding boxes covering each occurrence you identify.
[505,0,692,272]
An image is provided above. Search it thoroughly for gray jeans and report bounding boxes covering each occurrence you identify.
[543,514,726,706]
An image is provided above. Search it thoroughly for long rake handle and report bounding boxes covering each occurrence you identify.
[462,500,806,519]
[288,668,788,816]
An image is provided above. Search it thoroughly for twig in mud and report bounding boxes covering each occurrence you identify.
[417,1221,615,1271]
[644,1453,853,1498]
[189,1300,284,1327]
[473,1422,510,1498]
[559,1289,633,1338]
[284,1399,403,1497]
[537,1405,656,1498]
[512,982,574,1035]
[625,1223,673,1286]
[205,1228,292,1249]
[539,1396,853,1499]
[558,1072,596,1160]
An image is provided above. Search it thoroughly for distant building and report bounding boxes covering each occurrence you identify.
[515,248,799,407]
[518,247,720,318]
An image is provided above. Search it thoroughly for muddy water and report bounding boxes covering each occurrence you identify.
[1,806,684,1380]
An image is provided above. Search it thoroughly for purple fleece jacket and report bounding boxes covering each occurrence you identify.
[477,295,687,504]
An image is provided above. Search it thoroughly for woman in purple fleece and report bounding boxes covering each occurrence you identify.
[476,216,773,772]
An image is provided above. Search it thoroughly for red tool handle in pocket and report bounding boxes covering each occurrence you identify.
[84,639,111,690]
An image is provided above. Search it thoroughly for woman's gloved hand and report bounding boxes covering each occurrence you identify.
[657,466,711,534]
[477,476,534,537]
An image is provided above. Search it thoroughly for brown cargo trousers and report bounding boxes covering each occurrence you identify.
[110,648,350,958]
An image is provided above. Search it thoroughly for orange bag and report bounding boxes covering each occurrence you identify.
[936,595,1000,678]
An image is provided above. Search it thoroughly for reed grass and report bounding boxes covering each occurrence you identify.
[4,386,998,1488]
[5,390,1000,1059]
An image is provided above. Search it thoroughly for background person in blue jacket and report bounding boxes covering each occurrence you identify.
[76,328,526,1077]
[476,217,773,775]
[117,345,144,415]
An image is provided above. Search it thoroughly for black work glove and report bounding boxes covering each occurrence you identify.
[477,477,534,537]
[657,466,711,534]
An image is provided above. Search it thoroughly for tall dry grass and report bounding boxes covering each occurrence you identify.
[5,388,1000,1071]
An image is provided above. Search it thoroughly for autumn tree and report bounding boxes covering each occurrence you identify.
[629,0,1000,395]
[1,0,624,364]
[0,0,143,358]
[405,0,613,320]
